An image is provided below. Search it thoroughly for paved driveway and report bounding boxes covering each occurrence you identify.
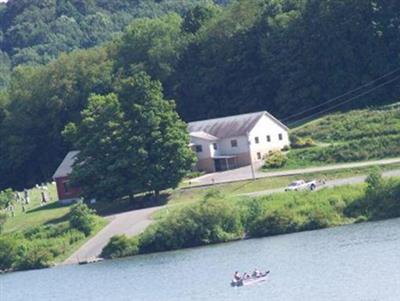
[190,157,400,186]
[63,205,163,265]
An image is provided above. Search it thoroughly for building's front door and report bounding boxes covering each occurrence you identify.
[214,159,228,171]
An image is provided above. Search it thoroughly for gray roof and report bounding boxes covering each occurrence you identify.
[190,131,219,141]
[188,111,287,138]
[53,151,79,179]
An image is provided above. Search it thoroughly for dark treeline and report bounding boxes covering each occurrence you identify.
[0,0,225,89]
[0,0,400,190]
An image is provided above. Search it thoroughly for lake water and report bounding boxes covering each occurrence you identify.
[2,218,400,301]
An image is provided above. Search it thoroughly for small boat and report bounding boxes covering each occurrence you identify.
[231,271,270,287]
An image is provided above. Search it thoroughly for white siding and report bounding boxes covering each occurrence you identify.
[190,136,213,159]
[217,136,249,155]
[248,114,289,161]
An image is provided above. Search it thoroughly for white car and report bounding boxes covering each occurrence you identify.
[285,180,318,192]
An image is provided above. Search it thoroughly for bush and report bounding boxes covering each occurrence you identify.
[69,203,97,236]
[248,210,300,237]
[0,212,7,233]
[0,188,14,209]
[101,235,139,259]
[290,135,316,149]
[14,243,53,270]
[264,151,287,169]
[139,197,244,253]
[0,236,19,271]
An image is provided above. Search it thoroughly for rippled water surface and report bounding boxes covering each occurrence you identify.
[2,218,400,301]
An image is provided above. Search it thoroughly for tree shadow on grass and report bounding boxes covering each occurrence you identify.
[93,193,169,216]
[44,212,71,226]
[27,201,69,214]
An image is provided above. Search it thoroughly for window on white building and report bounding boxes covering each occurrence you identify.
[213,143,218,150]
[266,135,271,142]
[195,145,203,153]
[231,139,238,147]
[255,137,259,144]
[257,152,262,160]
[279,133,283,141]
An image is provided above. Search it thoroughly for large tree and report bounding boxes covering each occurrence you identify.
[0,48,113,190]
[64,71,195,202]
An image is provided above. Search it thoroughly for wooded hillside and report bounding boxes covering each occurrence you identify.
[0,0,400,190]
[0,0,225,89]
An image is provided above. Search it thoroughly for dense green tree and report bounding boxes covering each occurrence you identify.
[115,14,188,82]
[116,73,196,198]
[0,48,113,189]
[64,72,195,201]
[1,0,400,190]
[182,4,219,34]
[0,0,224,77]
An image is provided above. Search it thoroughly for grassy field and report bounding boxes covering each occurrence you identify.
[168,163,400,205]
[1,184,107,268]
[2,184,70,233]
[263,104,400,171]
[130,173,400,256]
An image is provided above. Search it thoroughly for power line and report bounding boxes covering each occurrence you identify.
[282,66,400,123]
[287,72,400,125]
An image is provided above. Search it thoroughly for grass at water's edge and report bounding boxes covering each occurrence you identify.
[101,175,400,259]
[54,217,108,263]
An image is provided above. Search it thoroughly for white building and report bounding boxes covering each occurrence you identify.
[188,111,289,173]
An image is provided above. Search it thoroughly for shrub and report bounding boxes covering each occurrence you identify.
[344,171,400,220]
[248,210,299,237]
[290,135,316,149]
[139,197,244,253]
[69,203,97,236]
[0,236,19,271]
[0,212,7,233]
[15,243,53,270]
[185,171,204,179]
[0,188,14,209]
[302,209,334,231]
[264,151,287,168]
[101,235,139,259]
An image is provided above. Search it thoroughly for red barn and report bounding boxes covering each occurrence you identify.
[53,151,81,204]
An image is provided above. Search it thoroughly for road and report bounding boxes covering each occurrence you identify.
[63,205,163,265]
[241,169,400,197]
[190,157,400,186]
[64,162,400,265]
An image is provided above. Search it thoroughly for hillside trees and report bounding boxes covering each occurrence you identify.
[0,48,113,189]
[64,72,195,202]
[114,13,188,85]
[0,0,224,74]
[1,0,400,189]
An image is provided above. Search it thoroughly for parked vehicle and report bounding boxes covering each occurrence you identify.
[285,179,323,192]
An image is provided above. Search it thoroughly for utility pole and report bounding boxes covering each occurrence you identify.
[247,132,256,180]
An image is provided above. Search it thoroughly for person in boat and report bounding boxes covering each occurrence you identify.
[233,271,241,281]
[252,269,261,278]
[243,273,250,280]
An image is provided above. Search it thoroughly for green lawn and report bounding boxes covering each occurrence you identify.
[2,184,73,233]
[262,104,400,171]
[167,163,400,205]
[2,183,108,266]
